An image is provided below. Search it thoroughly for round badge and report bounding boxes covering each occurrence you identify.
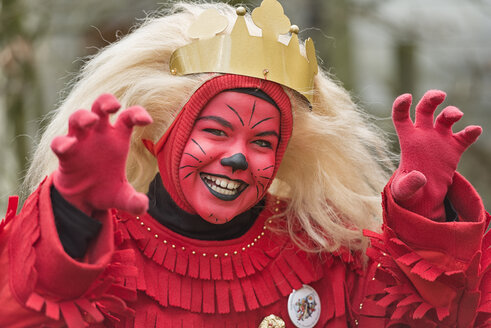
[287,284,321,328]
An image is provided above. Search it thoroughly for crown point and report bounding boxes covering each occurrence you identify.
[290,25,299,34]
[188,9,228,40]
[236,6,246,16]
[252,0,291,39]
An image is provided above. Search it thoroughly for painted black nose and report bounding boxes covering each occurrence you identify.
[221,153,248,172]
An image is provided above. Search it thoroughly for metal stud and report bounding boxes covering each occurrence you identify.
[289,25,299,34]
[236,6,246,16]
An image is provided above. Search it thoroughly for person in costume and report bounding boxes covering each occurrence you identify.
[0,1,489,327]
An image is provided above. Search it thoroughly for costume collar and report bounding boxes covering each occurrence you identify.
[147,174,265,240]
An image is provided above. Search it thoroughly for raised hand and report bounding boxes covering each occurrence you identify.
[391,90,482,221]
[51,94,153,216]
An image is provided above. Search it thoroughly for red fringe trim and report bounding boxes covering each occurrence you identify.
[474,212,491,327]
[20,247,137,328]
[364,216,490,328]
[133,303,263,328]
[0,196,18,233]
[116,209,328,315]
[9,188,137,328]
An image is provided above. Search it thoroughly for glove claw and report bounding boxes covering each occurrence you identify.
[435,106,463,131]
[91,93,121,116]
[51,136,77,156]
[115,106,153,130]
[111,185,149,215]
[392,93,412,123]
[126,193,149,215]
[68,110,99,137]
[391,170,427,202]
[415,90,446,127]
[455,125,482,147]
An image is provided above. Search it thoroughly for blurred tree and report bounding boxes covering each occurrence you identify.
[0,0,50,179]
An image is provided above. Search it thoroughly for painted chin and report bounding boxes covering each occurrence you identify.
[200,173,249,201]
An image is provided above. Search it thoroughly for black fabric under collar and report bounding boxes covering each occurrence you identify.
[147,174,265,241]
[51,185,102,259]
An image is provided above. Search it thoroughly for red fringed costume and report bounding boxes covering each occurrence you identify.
[0,172,489,327]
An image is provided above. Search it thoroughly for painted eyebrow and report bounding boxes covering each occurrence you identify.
[255,131,279,138]
[196,116,233,129]
[251,117,274,129]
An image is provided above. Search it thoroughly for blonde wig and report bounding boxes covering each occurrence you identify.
[24,2,394,254]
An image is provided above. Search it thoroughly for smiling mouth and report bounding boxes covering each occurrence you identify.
[200,173,248,201]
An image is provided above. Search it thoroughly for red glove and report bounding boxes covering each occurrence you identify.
[391,90,482,221]
[51,94,153,216]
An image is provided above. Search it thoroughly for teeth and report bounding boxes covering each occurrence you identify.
[202,174,243,195]
[210,184,236,195]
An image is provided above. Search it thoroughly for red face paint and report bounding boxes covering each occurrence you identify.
[179,91,280,224]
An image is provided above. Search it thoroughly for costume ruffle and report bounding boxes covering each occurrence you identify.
[361,174,490,328]
[8,177,137,328]
[116,198,325,315]
[0,195,18,233]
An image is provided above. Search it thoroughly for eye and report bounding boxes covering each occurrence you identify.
[253,140,272,149]
[203,128,227,136]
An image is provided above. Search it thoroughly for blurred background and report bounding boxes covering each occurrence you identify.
[0,0,490,213]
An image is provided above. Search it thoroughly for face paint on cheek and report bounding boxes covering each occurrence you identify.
[251,170,274,200]
[191,139,206,155]
[183,152,202,163]
[179,152,204,181]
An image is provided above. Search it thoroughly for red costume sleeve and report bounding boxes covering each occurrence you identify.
[360,172,490,327]
[0,175,136,327]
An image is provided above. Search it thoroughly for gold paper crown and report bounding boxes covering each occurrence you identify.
[169,0,318,103]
